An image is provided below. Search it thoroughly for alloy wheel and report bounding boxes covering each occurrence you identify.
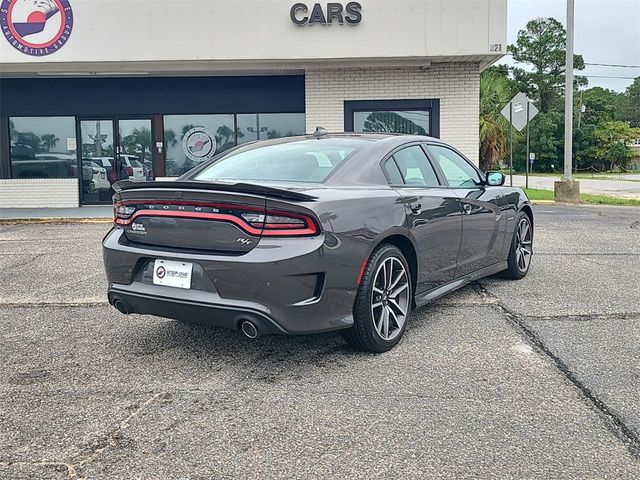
[515,217,533,273]
[371,257,410,341]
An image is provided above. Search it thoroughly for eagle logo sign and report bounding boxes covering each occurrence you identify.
[1,0,74,56]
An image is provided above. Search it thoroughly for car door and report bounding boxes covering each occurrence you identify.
[426,144,507,277]
[382,144,463,294]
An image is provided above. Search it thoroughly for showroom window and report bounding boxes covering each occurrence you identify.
[163,114,236,177]
[237,113,306,144]
[9,116,77,179]
[344,100,440,138]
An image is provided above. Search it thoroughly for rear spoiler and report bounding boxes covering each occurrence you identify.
[113,180,317,202]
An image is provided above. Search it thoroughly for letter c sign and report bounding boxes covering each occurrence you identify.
[291,2,362,26]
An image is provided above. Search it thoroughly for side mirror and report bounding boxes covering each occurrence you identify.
[486,172,505,186]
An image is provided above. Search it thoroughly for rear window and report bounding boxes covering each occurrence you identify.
[194,139,366,183]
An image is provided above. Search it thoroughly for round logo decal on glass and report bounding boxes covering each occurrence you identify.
[182,127,217,162]
[1,0,74,56]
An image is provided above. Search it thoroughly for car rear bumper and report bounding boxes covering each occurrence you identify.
[108,282,287,335]
[103,228,359,335]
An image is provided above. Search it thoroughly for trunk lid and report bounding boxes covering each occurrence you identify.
[113,181,317,254]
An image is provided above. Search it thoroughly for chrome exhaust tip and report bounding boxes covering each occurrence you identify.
[240,320,259,339]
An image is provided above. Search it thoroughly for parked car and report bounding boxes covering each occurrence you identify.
[119,154,146,181]
[103,132,534,352]
[90,157,116,183]
[81,160,111,199]
[89,156,145,182]
[11,150,75,178]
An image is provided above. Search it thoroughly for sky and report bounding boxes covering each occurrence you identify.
[501,0,640,92]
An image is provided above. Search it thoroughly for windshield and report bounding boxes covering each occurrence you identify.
[194,139,367,184]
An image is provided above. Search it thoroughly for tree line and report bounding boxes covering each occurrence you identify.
[480,17,640,173]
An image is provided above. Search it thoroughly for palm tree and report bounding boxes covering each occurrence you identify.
[40,134,59,152]
[479,70,514,172]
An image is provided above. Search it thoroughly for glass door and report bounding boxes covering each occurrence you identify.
[79,118,154,205]
[79,119,116,204]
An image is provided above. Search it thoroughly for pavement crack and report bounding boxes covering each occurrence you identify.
[0,302,109,308]
[522,312,640,322]
[474,281,640,462]
[70,392,165,478]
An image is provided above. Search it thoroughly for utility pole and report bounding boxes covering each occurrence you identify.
[555,0,580,201]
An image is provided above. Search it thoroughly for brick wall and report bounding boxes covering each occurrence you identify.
[0,179,79,208]
[305,63,480,164]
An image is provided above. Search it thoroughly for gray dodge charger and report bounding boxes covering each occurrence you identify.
[103,131,533,352]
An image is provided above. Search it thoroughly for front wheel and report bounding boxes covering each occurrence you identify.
[342,244,412,353]
[500,212,533,280]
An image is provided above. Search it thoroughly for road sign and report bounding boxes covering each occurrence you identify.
[501,92,539,132]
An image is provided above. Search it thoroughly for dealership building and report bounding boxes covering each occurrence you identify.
[0,0,507,208]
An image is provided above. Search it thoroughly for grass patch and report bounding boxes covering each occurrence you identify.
[523,188,640,206]
[499,171,640,182]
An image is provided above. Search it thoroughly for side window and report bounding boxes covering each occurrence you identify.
[429,145,482,187]
[392,146,439,187]
[384,159,404,185]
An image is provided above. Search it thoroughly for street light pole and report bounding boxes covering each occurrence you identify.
[555,0,580,201]
[564,0,574,181]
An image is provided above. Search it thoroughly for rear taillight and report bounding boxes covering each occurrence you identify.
[240,210,318,236]
[113,201,319,237]
[114,204,136,222]
[127,167,134,176]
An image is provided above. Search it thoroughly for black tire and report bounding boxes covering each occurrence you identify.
[500,211,533,280]
[342,244,412,353]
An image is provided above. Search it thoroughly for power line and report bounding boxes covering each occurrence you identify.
[581,74,638,80]
[585,62,640,68]
[504,53,640,69]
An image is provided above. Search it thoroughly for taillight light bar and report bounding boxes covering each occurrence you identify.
[113,201,319,237]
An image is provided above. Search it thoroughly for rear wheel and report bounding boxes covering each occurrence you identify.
[342,244,412,353]
[500,212,533,279]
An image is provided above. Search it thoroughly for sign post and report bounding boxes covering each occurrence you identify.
[501,92,539,188]
[526,101,530,189]
[509,103,513,186]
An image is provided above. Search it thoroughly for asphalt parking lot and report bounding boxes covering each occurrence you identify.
[1,204,639,479]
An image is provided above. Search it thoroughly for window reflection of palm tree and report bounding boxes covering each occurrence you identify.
[363,112,427,136]
[40,134,59,152]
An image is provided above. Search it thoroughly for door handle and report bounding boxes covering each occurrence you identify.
[409,202,422,214]
[462,203,472,215]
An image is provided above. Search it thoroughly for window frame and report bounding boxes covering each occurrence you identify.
[344,99,440,138]
[379,142,445,188]
[424,143,487,189]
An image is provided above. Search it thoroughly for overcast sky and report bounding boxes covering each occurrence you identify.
[501,0,640,92]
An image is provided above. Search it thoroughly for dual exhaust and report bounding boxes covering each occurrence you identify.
[111,297,261,339]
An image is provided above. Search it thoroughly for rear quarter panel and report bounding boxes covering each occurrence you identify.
[282,187,407,291]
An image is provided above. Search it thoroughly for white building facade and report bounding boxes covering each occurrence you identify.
[0,0,507,207]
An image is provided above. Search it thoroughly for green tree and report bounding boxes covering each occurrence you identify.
[216,125,235,150]
[40,134,59,152]
[164,129,178,148]
[15,131,42,153]
[591,121,639,170]
[621,77,640,127]
[508,17,586,113]
[514,111,564,172]
[479,68,514,171]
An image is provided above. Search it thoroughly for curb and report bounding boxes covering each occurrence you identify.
[0,218,112,225]
[529,200,556,205]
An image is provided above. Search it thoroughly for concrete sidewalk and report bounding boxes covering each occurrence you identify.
[511,175,640,199]
[0,206,112,220]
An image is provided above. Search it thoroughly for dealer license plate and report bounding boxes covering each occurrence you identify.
[153,259,193,289]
